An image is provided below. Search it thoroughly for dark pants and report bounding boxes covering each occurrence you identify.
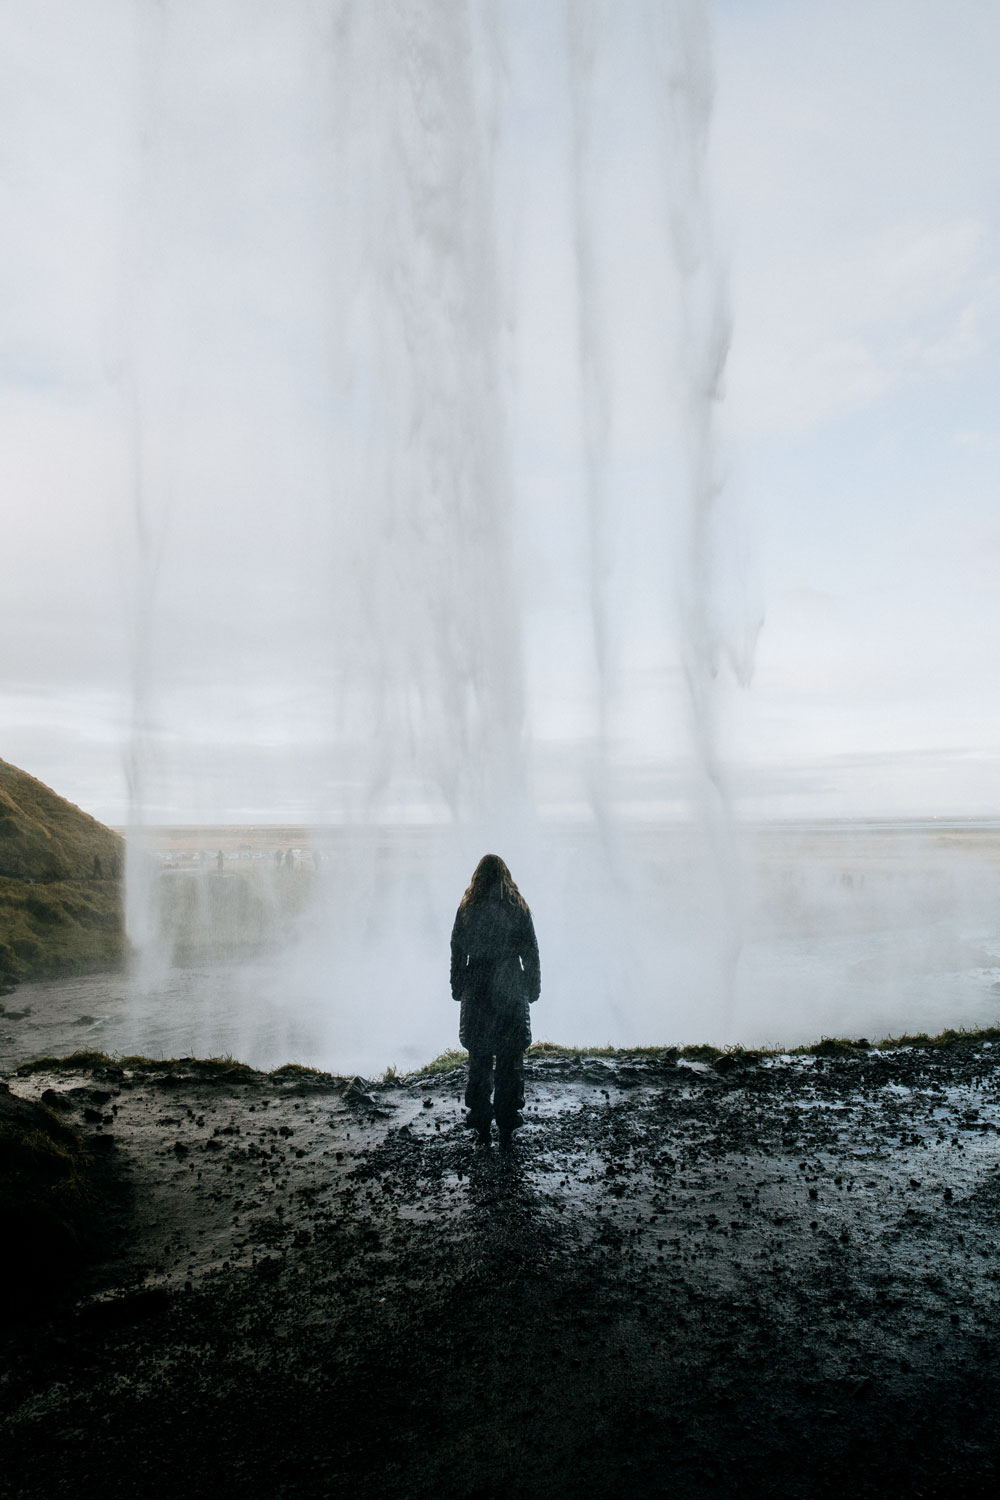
[465,1050,525,1134]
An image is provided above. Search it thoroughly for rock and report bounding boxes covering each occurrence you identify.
[0,1079,78,1147]
[40,1088,74,1112]
[343,1077,377,1107]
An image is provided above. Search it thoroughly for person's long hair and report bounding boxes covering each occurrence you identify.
[460,853,530,915]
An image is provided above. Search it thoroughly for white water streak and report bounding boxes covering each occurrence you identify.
[651,0,745,1003]
[118,1,753,1059]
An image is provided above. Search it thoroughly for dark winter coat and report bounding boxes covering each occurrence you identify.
[450,895,540,1054]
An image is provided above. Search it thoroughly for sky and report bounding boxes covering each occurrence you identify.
[1,0,998,827]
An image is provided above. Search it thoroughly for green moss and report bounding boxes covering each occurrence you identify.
[270,1063,323,1079]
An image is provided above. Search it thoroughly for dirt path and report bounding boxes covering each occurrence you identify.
[4,1045,1000,1498]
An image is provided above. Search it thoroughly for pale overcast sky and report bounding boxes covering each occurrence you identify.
[1,0,998,826]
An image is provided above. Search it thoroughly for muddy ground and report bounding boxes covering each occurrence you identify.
[3,1043,1000,1499]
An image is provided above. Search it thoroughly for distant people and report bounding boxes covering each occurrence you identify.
[450,854,540,1148]
[274,849,284,869]
[92,854,103,879]
[110,851,121,880]
[216,850,224,874]
[284,849,295,870]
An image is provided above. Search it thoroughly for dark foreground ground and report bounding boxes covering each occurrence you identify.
[3,1041,1000,1499]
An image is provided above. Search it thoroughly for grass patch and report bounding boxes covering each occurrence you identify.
[411,1041,719,1075]
[184,1056,257,1077]
[794,1037,871,1058]
[677,1043,724,1063]
[407,1025,1000,1077]
[13,1050,259,1079]
[528,1042,616,1058]
[10,1023,1000,1087]
[14,1050,121,1075]
[870,1024,1000,1053]
[414,1049,468,1076]
[786,1026,1000,1057]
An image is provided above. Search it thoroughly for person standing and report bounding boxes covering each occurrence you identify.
[450,854,540,1147]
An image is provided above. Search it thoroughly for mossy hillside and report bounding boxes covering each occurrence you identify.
[0,759,123,882]
[0,760,124,989]
[0,875,124,987]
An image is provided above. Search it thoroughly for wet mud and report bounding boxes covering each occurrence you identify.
[3,1044,1000,1498]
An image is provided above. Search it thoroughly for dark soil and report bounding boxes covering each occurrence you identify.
[3,1043,1000,1499]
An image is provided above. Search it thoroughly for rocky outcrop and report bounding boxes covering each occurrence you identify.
[0,1079,100,1312]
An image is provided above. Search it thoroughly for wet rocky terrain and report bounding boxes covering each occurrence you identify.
[3,1040,1000,1499]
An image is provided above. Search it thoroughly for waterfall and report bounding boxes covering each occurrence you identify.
[120,0,752,1069]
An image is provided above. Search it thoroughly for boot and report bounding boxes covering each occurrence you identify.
[466,1111,492,1144]
[497,1111,523,1149]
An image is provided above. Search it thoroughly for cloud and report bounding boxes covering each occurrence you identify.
[726,218,998,435]
[714,0,1000,436]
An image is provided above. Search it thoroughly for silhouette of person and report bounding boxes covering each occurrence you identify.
[450,854,540,1147]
